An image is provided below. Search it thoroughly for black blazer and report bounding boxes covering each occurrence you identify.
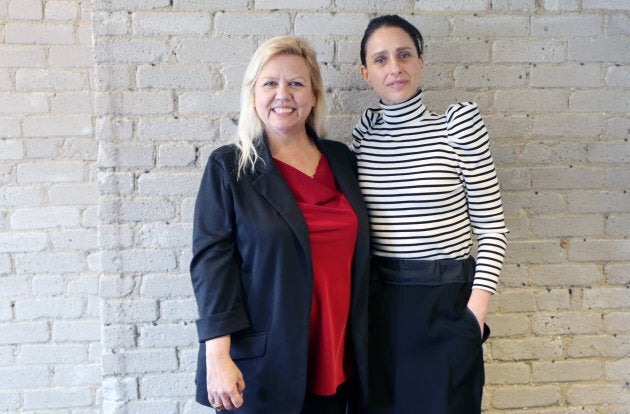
[190,134,370,413]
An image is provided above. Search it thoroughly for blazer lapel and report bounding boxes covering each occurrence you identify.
[248,139,313,261]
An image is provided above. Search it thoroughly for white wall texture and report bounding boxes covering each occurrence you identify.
[0,0,629,413]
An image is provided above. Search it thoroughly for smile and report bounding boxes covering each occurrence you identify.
[273,107,295,114]
[388,80,408,88]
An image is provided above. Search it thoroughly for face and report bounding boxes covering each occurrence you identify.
[361,26,424,105]
[254,54,316,141]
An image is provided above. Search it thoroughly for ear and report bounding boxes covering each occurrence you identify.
[360,65,370,86]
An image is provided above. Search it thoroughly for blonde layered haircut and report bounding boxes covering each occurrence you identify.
[236,36,327,175]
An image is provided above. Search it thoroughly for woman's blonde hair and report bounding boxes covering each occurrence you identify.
[236,36,327,175]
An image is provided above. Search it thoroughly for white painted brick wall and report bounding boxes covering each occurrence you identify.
[0,1,628,412]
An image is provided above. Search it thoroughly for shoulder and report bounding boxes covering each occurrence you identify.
[445,101,482,126]
[319,138,353,158]
[204,144,240,179]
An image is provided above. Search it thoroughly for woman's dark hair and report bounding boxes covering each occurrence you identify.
[360,15,424,66]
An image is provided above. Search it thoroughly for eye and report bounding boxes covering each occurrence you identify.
[261,80,276,87]
[374,56,385,65]
[400,52,411,60]
[289,81,304,87]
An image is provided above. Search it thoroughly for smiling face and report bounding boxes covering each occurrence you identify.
[361,26,425,105]
[254,53,316,142]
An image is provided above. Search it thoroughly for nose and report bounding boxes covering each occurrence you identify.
[388,59,402,75]
[275,82,290,99]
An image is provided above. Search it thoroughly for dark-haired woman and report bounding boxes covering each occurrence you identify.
[353,15,509,414]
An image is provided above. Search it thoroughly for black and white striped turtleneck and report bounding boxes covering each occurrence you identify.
[352,91,508,293]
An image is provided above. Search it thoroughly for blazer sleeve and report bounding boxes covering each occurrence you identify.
[190,152,251,342]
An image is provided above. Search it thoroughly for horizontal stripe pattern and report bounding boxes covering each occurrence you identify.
[352,92,508,292]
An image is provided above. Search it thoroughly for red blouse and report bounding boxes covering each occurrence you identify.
[274,154,358,396]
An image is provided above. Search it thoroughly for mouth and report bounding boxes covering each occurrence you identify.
[387,80,408,88]
[272,107,295,114]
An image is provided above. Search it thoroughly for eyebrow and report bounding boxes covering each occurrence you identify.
[370,46,414,59]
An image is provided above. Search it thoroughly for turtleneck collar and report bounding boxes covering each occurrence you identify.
[379,89,427,125]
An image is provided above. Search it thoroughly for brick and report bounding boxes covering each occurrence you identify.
[484,114,532,140]
[532,15,602,37]
[536,289,571,311]
[532,114,604,138]
[567,383,630,406]
[139,372,194,397]
[138,223,192,249]
[567,335,630,358]
[51,93,93,115]
[492,337,563,361]
[499,291,536,312]
[160,299,198,322]
[175,38,254,63]
[17,162,84,183]
[23,115,93,137]
[98,197,175,223]
[101,299,158,324]
[583,287,630,309]
[571,91,630,113]
[92,0,170,9]
[9,0,43,20]
[132,12,211,36]
[426,40,490,64]
[0,321,49,344]
[531,263,603,288]
[25,139,61,158]
[92,11,129,35]
[606,13,630,35]
[589,143,630,163]
[0,391,20,411]
[454,65,526,88]
[492,385,561,409]
[178,92,240,115]
[102,324,137,349]
[0,70,11,90]
[137,172,201,196]
[534,360,602,383]
[136,64,218,89]
[569,240,630,262]
[485,362,530,385]
[15,296,85,320]
[606,66,630,87]
[607,118,630,140]
[502,192,564,216]
[48,45,92,68]
[49,183,99,206]
[0,93,48,114]
[95,91,173,116]
[98,172,135,196]
[0,300,12,320]
[124,399,179,413]
[51,228,98,250]
[494,40,565,63]
[485,314,529,337]
[138,117,216,141]
[0,118,21,138]
[569,39,630,63]
[532,312,602,335]
[45,1,78,21]
[99,275,135,298]
[11,206,81,229]
[53,364,101,386]
[583,0,630,10]
[542,0,579,11]
[157,144,196,167]
[255,0,330,7]
[453,16,528,37]
[0,46,47,68]
[5,23,75,45]
[23,387,93,410]
[139,323,196,347]
[98,143,155,169]
[173,0,248,10]
[494,90,568,113]
[215,12,290,36]
[15,252,85,274]
[0,140,24,159]
[94,38,169,63]
[0,232,46,252]
[102,349,177,375]
[492,0,535,11]
[0,366,49,389]
[31,275,65,296]
[605,263,630,285]
[532,167,604,190]
[605,312,630,334]
[295,13,370,36]
[95,117,134,141]
[139,273,193,297]
[67,275,99,296]
[52,320,100,342]
[531,64,602,88]
[568,191,630,213]
[505,241,564,265]
[496,168,531,191]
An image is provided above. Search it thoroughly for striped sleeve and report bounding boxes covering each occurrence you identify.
[351,108,378,155]
[446,102,509,293]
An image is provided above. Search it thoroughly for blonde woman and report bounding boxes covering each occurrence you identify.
[190,36,370,413]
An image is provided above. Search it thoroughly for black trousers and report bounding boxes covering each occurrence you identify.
[369,256,489,414]
[300,382,349,414]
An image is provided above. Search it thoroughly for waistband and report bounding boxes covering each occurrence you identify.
[371,256,476,286]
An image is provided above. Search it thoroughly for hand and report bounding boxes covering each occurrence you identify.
[206,336,246,411]
[466,289,492,337]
